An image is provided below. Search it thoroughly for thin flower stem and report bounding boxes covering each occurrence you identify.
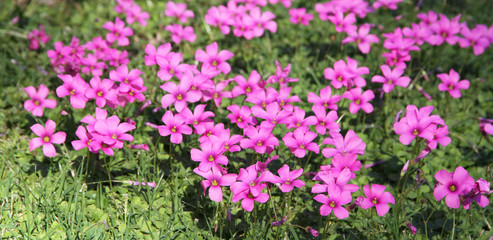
[450,209,456,240]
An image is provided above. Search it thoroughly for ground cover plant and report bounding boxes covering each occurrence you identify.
[1,0,493,239]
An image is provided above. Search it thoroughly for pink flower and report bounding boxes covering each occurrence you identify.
[289,8,313,26]
[342,24,379,54]
[245,87,279,108]
[102,17,133,46]
[277,87,301,110]
[402,23,434,45]
[227,105,255,129]
[232,70,262,97]
[231,165,271,211]
[322,130,366,158]
[29,119,66,157]
[331,153,361,178]
[94,115,136,146]
[324,59,354,89]
[373,0,403,10]
[428,14,462,45]
[164,1,195,23]
[71,125,97,152]
[232,188,269,212]
[191,141,228,172]
[56,74,90,109]
[194,167,237,202]
[307,86,342,110]
[327,11,356,33]
[160,71,201,112]
[266,61,299,86]
[314,184,352,219]
[270,165,305,192]
[269,0,292,8]
[109,65,144,90]
[195,42,234,75]
[393,105,444,145]
[255,155,279,173]
[342,88,375,114]
[309,105,340,135]
[251,102,291,128]
[437,69,470,98]
[434,166,475,208]
[85,77,117,108]
[283,128,319,158]
[240,123,279,154]
[165,24,197,44]
[371,65,410,93]
[359,184,395,216]
[427,125,451,149]
[81,54,106,77]
[179,104,214,130]
[202,80,232,107]
[24,84,57,117]
[459,25,490,55]
[157,111,192,144]
[462,178,491,209]
[125,5,150,26]
[286,106,317,129]
[243,7,277,38]
[205,6,234,35]
[156,52,189,81]
[144,43,172,66]
[27,25,50,50]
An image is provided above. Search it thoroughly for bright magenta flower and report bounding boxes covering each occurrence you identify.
[125,4,150,26]
[246,87,279,108]
[359,184,395,216]
[195,42,234,75]
[158,110,192,144]
[232,70,263,97]
[179,104,214,130]
[276,87,301,110]
[252,103,291,128]
[393,105,444,145]
[109,65,144,90]
[327,11,356,33]
[307,86,342,110]
[103,17,133,46]
[27,25,50,50]
[85,77,117,108]
[243,7,277,38]
[373,0,403,10]
[157,52,189,81]
[165,24,197,44]
[308,105,340,135]
[202,80,232,107]
[30,119,66,157]
[160,71,201,112]
[324,59,354,89]
[322,130,366,158]
[426,125,451,149]
[227,105,255,129]
[286,106,317,130]
[314,183,352,219]
[232,188,269,212]
[459,25,491,55]
[240,122,279,154]
[429,14,462,45]
[463,178,491,209]
[94,115,136,146]
[191,141,228,172]
[371,65,410,93]
[342,88,374,114]
[164,1,195,23]
[342,24,379,54]
[437,69,470,98]
[24,84,57,117]
[81,53,106,77]
[144,43,172,66]
[72,125,96,152]
[205,6,234,35]
[266,61,299,86]
[269,0,292,8]
[56,74,90,109]
[271,164,305,192]
[434,166,475,208]
[283,128,319,158]
[288,8,313,26]
[194,167,237,202]
[331,153,361,178]
[312,168,359,194]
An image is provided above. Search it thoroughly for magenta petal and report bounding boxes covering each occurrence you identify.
[445,194,460,208]
[241,198,254,212]
[30,138,44,151]
[51,132,67,144]
[30,123,46,137]
[209,186,223,202]
[319,205,332,216]
[433,185,448,201]
[333,206,349,219]
[42,143,57,157]
[375,204,390,216]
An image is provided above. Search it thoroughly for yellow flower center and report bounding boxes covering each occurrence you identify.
[112,133,118,139]
[171,126,177,132]
[256,140,263,146]
[208,155,214,162]
[237,116,243,122]
[34,100,40,106]
[355,99,361,105]
[193,119,198,125]
[211,180,218,186]
[246,86,252,93]
[261,102,267,107]
[43,136,50,143]
[448,84,454,90]
[213,93,219,99]
[124,78,129,84]
[176,94,183,100]
[212,60,218,66]
[387,79,393,85]
[97,91,103,97]
[413,129,419,136]
[320,121,325,126]
[279,77,284,83]
[372,198,378,204]
[337,76,343,82]
[449,185,456,192]
[329,201,336,208]
[206,131,212,137]
[129,90,134,96]
[87,139,92,145]
[70,89,76,95]
[299,143,305,149]
[323,102,328,107]
[250,181,256,187]
[169,68,175,74]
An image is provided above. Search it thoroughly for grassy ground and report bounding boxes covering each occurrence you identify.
[1,0,493,239]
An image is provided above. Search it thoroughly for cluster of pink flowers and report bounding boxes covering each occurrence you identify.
[27,25,50,50]
[394,105,451,149]
[434,166,490,209]
[114,0,150,26]
[164,1,197,44]
[205,2,277,39]
[72,108,136,156]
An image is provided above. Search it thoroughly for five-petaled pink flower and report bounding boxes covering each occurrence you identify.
[289,8,313,26]
[24,84,57,117]
[160,71,201,112]
[102,17,134,46]
[283,128,320,158]
[195,42,234,75]
[30,119,66,157]
[342,88,375,114]
[359,184,395,216]
[164,1,195,23]
[56,74,90,109]
[437,69,470,98]
[270,165,305,192]
[342,24,379,54]
[158,111,192,144]
[371,65,410,93]
[194,167,237,202]
[314,183,352,219]
[434,166,475,208]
